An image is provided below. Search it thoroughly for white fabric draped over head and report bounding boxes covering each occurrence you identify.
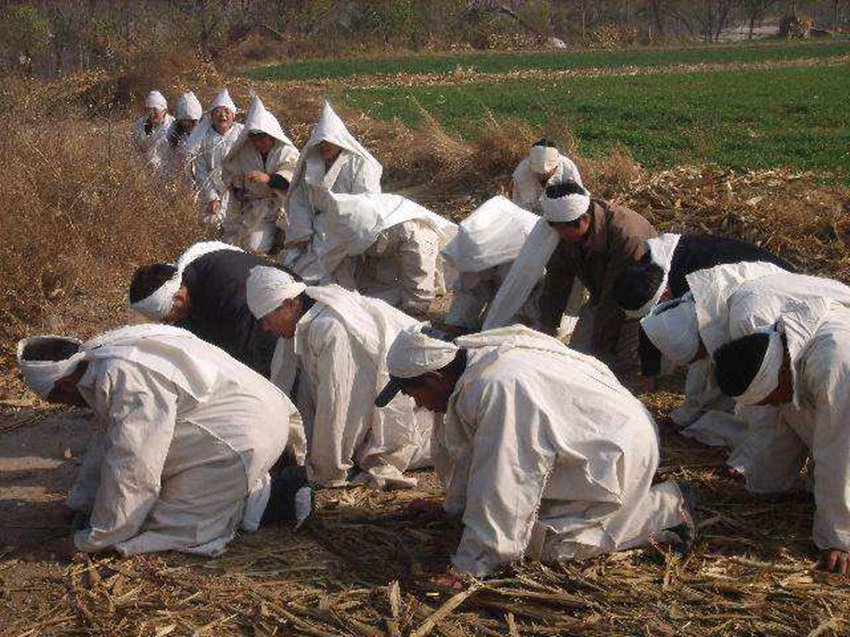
[318,192,457,276]
[246,266,307,319]
[734,327,784,406]
[440,196,538,273]
[175,91,203,120]
[540,187,591,223]
[211,89,237,113]
[386,324,459,380]
[624,233,682,319]
[640,295,700,365]
[145,90,167,111]
[17,324,219,400]
[529,145,560,173]
[302,101,381,175]
[128,241,242,321]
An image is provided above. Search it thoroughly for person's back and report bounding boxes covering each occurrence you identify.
[178,249,280,374]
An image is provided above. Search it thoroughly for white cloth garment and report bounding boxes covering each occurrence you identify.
[128,241,242,321]
[175,92,203,121]
[283,102,382,281]
[640,296,700,366]
[189,115,245,229]
[132,112,176,172]
[46,325,300,556]
[269,285,433,488]
[511,152,583,215]
[222,97,300,253]
[442,197,543,329]
[729,301,850,553]
[319,192,457,316]
[429,326,686,576]
[625,233,682,318]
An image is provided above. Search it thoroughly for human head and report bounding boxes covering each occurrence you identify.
[210,89,237,134]
[614,260,666,315]
[529,138,559,182]
[145,90,167,125]
[639,296,703,367]
[175,91,202,131]
[714,330,793,406]
[317,140,343,164]
[376,326,465,413]
[128,263,191,323]
[250,131,275,155]
[542,181,592,243]
[177,119,198,135]
[17,336,89,406]
[245,266,308,339]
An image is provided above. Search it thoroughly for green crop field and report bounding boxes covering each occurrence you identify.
[344,64,850,177]
[249,39,850,81]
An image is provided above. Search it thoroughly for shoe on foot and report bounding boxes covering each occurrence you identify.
[667,482,698,554]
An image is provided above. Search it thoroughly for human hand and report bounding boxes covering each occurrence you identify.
[247,171,270,184]
[430,566,467,591]
[819,549,850,574]
[206,199,221,216]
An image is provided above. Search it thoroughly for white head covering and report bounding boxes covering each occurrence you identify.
[540,186,591,223]
[210,88,237,113]
[16,336,85,399]
[128,241,242,321]
[246,266,307,319]
[243,96,293,145]
[305,101,380,168]
[386,324,459,380]
[624,233,682,319]
[441,196,538,273]
[640,295,700,365]
[529,145,560,174]
[175,91,203,120]
[319,192,457,275]
[145,90,167,111]
[733,327,784,406]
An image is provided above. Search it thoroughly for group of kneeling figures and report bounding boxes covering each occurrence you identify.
[15,87,850,578]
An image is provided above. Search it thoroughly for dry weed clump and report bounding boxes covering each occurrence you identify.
[0,87,205,383]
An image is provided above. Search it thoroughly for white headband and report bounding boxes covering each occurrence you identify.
[246,266,306,319]
[386,325,459,380]
[625,280,667,319]
[530,145,559,173]
[129,271,182,321]
[145,90,167,111]
[16,336,85,399]
[541,191,591,223]
[640,296,700,365]
[734,330,784,406]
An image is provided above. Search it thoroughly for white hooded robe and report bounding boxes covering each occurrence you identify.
[63,325,299,556]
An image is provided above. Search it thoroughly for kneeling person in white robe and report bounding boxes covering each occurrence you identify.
[441,196,544,332]
[714,301,850,575]
[318,192,457,319]
[17,325,310,556]
[375,325,695,577]
[246,266,433,489]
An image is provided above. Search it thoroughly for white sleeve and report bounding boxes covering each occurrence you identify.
[193,142,220,204]
[734,404,807,494]
[306,318,361,487]
[445,272,489,329]
[398,223,438,316]
[74,365,179,553]
[351,155,382,194]
[811,373,850,551]
[452,380,555,577]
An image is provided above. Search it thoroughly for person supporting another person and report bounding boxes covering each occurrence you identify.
[375,324,695,579]
[128,241,283,376]
[511,138,583,215]
[441,195,543,332]
[317,191,457,320]
[222,96,300,254]
[131,90,175,171]
[188,89,244,230]
[16,324,310,557]
[245,266,433,489]
[714,299,850,575]
[485,181,656,377]
[283,101,382,282]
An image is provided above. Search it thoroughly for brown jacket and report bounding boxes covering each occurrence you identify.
[540,199,656,355]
